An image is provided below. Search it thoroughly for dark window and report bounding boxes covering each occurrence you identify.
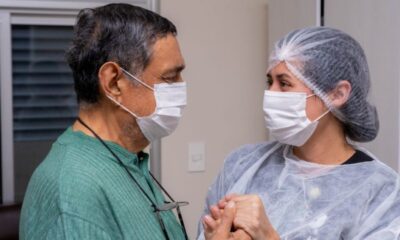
[12,25,76,201]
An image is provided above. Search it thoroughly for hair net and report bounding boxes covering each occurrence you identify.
[268,26,378,142]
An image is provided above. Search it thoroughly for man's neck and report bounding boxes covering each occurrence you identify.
[293,116,355,165]
[72,107,149,153]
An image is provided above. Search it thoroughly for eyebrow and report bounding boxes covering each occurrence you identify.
[163,64,185,75]
[266,73,291,79]
[276,73,291,79]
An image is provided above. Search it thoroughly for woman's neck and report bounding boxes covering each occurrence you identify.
[293,115,355,165]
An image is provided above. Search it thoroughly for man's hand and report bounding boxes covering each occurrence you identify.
[203,201,252,240]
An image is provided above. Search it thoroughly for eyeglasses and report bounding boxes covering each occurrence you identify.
[152,199,189,240]
[150,172,189,240]
[77,118,189,240]
[153,202,189,240]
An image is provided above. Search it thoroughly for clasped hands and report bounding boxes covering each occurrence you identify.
[202,194,280,240]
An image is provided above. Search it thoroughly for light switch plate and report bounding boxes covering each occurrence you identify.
[188,142,205,172]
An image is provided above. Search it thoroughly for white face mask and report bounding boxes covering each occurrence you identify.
[263,90,329,146]
[107,68,187,142]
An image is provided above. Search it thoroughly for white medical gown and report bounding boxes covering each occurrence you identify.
[197,142,400,239]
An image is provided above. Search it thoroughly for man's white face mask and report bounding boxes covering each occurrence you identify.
[107,68,187,142]
[263,90,329,146]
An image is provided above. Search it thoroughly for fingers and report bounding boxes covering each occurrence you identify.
[228,194,274,240]
[218,193,240,209]
[218,201,236,234]
[203,214,218,231]
[229,195,266,214]
[232,214,258,238]
[203,201,237,240]
[203,215,218,240]
[218,199,227,209]
[227,194,258,203]
[210,205,222,220]
[225,193,240,201]
[230,229,252,240]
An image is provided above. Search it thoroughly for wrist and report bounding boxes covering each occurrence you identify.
[269,230,280,240]
[261,229,279,240]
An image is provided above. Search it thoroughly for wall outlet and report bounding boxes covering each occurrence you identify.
[188,142,205,172]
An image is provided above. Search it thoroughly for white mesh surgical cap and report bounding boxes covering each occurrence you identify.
[268,26,378,142]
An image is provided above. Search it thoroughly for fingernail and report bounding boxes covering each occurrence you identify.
[204,215,212,222]
[202,218,208,227]
[226,201,235,208]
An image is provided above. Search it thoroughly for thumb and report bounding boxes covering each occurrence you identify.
[219,201,236,233]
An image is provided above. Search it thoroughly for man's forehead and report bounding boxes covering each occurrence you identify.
[149,35,185,70]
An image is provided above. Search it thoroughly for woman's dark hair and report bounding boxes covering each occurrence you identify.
[65,3,177,104]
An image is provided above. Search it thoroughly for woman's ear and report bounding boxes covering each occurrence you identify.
[329,80,352,108]
[98,62,123,98]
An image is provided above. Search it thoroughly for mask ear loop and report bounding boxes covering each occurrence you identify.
[106,95,140,118]
[306,93,330,122]
[314,109,330,122]
[106,68,157,119]
[312,81,351,123]
[120,68,154,91]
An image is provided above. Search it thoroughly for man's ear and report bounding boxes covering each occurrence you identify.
[98,62,123,98]
[329,80,352,108]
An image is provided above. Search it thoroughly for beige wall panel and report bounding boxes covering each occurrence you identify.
[161,0,269,238]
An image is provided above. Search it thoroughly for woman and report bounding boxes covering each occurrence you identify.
[198,27,400,239]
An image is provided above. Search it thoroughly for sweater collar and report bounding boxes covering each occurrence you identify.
[59,127,149,170]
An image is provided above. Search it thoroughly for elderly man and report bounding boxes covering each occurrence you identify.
[19,3,257,240]
[20,3,188,239]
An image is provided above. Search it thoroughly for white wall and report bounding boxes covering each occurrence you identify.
[325,0,400,171]
[160,0,269,238]
[268,0,316,51]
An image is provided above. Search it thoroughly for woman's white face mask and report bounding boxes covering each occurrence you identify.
[107,68,187,142]
[263,90,329,146]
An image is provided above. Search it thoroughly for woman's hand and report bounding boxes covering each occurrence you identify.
[203,201,252,240]
[219,194,280,240]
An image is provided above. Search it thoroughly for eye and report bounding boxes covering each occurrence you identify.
[266,77,273,89]
[163,78,173,83]
[279,80,291,88]
[161,74,181,83]
[161,76,176,83]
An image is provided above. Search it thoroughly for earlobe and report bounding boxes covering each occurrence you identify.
[330,80,352,108]
[98,62,123,98]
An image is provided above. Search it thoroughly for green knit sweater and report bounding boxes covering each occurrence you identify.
[20,127,185,240]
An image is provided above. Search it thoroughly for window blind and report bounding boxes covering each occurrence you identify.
[12,25,77,141]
